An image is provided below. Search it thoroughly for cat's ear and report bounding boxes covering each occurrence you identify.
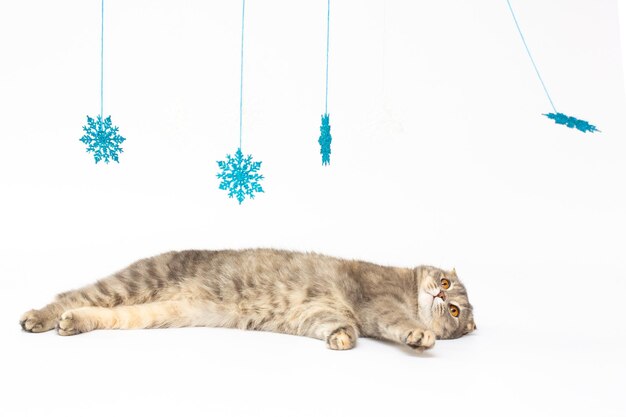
[418,266,437,281]
[451,268,457,277]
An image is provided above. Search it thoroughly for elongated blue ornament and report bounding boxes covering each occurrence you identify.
[543,113,599,133]
[319,114,332,165]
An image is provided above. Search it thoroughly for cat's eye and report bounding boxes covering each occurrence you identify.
[441,278,450,290]
[449,305,460,317]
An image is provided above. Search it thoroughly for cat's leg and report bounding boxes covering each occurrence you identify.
[326,326,358,350]
[20,304,65,333]
[20,283,121,332]
[21,282,150,333]
[291,303,359,350]
[358,298,435,351]
[56,300,218,336]
[21,255,175,333]
[20,284,127,333]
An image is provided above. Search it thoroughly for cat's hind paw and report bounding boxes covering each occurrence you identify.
[405,329,436,351]
[57,311,87,336]
[327,327,357,350]
[20,309,56,333]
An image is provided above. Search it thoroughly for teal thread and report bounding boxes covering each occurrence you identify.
[216,0,264,204]
[506,0,598,133]
[100,0,104,118]
[80,0,126,163]
[506,0,556,113]
[239,0,245,150]
[324,0,330,114]
[318,0,333,165]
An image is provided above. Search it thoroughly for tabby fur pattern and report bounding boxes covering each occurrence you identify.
[20,249,476,351]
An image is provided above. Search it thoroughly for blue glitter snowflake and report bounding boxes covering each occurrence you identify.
[319,113,332,166]
[543,113,599,133]
[216,148,264,204]
[80,115,126,163]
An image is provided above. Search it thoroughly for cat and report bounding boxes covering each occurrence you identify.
[20,249,476,351]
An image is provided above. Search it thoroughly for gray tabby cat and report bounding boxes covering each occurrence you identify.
[20,249,475,351]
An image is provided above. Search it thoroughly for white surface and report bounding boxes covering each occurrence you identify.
[1,1,625,416]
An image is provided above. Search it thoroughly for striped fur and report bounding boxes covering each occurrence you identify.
[20,249,475,351]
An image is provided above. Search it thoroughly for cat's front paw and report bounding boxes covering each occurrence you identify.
[327,327,357,350]
[405,329,436,351]
[20,309,56,333]
[57,311,88,336]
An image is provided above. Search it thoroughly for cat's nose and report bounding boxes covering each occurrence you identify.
[436,290,447,301]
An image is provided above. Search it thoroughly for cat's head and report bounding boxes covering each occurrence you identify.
[416,266,476,339]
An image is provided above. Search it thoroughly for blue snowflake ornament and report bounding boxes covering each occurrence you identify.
[319,113,332,166]
[543,113,599,133]
[217,148,264,204]
[80,115,126,163]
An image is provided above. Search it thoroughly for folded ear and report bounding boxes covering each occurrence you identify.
[451,267,457,277]
[418,266,438,281]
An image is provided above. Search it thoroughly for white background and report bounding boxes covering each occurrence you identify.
[1,0,625,416]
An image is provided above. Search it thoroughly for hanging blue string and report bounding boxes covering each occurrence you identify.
[80,0,126,163]
[217,0,264,204]
[318,0,333,165]
[239,0,245,150]
[100,0,104,120]
[506,0,598,133]
[324,0,330,116]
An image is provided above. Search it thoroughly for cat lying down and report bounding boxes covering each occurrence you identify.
[20,249,476,351]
